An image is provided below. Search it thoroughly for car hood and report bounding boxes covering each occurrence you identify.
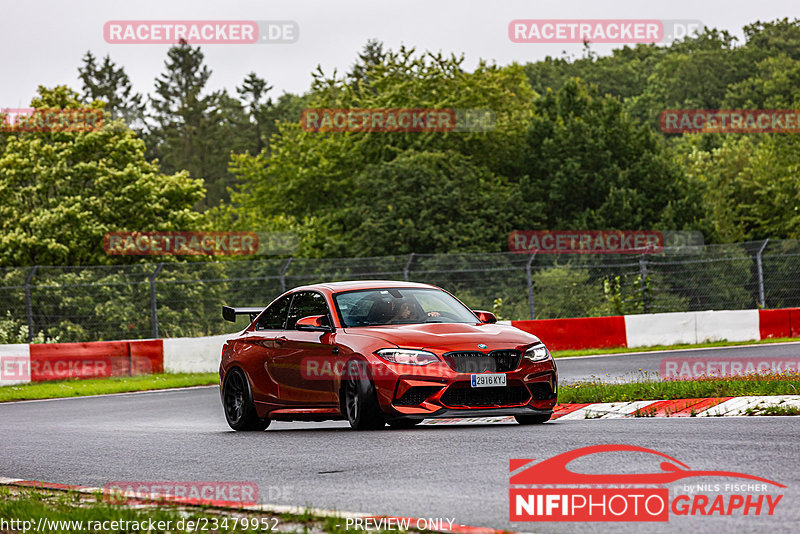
[341,322,539,350]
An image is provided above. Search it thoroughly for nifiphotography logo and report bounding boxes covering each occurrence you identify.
[509,445,785,522]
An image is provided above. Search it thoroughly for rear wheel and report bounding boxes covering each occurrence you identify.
[514,414,551,425]
[223,368,270,431]
[342,360,385,430]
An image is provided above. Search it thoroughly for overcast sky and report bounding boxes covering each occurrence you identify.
[1,0,796,107]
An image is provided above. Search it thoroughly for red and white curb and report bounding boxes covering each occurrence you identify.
[696,395,800,417]
[0,479,516,534]
[419,395,800,425]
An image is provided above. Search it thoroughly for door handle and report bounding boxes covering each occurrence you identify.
[275,336,288,345]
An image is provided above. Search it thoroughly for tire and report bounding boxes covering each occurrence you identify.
[223,368,270,431]
[514,414,551,425]
[342,360,386,430]
[388,418,422,429]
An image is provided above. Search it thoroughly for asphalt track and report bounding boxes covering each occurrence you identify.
[1,345,799,533]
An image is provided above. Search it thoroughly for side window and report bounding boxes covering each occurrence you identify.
[256,295,292,330]
[286,291,331,330]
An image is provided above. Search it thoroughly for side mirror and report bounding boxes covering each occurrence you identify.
[473,310,497,324]
[296,315,333,332]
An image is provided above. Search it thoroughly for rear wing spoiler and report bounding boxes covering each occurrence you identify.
[222,306,265,323]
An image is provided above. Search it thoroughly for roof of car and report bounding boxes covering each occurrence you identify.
[292,280,439,293]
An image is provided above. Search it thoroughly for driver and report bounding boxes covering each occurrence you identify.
[389,300,441,323]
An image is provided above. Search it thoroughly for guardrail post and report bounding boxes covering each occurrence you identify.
[24,265,39,343]
[403,253,415,282]
[756,238,769,308]
[280,257,293,293]
[149,263,164,339]
[526,252,537,320]
[639,253,650,314]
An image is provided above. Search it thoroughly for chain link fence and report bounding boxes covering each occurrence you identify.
[1,239,798,343]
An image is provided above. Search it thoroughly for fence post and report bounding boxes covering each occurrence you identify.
[757,238,769,309]
[280,257,293,293]
[639,253,649,314]
[150,263,164,339]
[24,265,39,343]
[526,252,537,320]
[403,253,415,282]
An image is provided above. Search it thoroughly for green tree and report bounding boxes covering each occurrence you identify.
[521,79,695,231]
[0,86,205,266]
[723,55,800,108]
[236,72,273,154]
[741,18,800,62]
[78,51,145,127]
[676,135,800,242]
[324,150,521,256]
[627,29,746,129]
[228,46,536,255]
[348,38,387,90]
[523,44,667,103]
[147,41,244,208]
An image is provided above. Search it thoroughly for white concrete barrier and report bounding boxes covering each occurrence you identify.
[163,334,230,373]
[624,312,697,347]
[695,309,759,343]
[0,343,31,385]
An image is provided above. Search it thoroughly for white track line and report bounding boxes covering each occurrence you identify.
[0,385,218,405]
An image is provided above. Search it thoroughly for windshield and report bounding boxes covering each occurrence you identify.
[334,288,478,327]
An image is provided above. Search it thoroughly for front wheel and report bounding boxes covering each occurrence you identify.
[342,360,385,430]
[514,414,551,425]
[223,368,270,431]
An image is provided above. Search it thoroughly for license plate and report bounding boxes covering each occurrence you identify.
[470,373,507,387]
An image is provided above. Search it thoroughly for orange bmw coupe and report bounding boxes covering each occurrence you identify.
[220,281,557,430]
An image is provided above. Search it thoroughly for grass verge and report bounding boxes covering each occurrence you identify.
[551,337,799,358]
[0,485,393,534]
[742,404,800,416]
[0,373,218,403]
[558,373,800,404]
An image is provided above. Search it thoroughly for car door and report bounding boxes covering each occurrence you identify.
[238,294,292,405]
[270,291,339,406]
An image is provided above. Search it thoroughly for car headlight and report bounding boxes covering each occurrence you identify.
[375,348,439,365]
[524,343,550,362]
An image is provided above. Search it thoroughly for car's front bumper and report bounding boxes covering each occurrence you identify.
[371,358,558,418]
[393,405,554,420]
